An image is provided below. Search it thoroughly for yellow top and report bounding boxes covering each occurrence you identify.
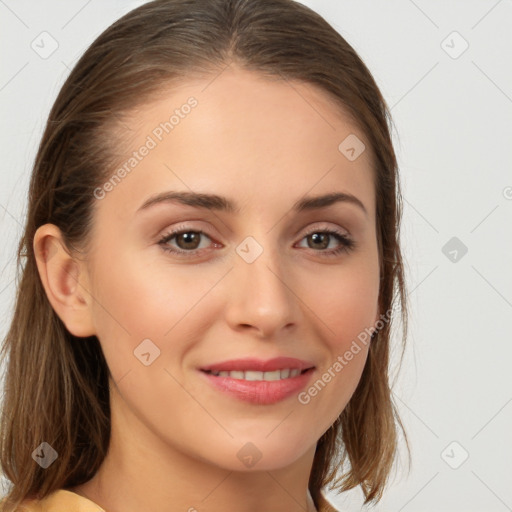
[13,488,338,512]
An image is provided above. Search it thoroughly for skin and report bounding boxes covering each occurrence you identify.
[34,65,380,512]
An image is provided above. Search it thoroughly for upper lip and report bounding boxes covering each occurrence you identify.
[200,357,315,373]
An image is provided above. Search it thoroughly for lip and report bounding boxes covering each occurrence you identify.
[198,357,316,405]
[199,356,315,373]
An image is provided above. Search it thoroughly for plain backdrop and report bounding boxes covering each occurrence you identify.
[1,1,511,511]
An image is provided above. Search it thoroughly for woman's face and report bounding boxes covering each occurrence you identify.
[78,66,380,471]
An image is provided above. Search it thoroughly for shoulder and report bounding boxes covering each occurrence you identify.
[15,490,105,512]
[11,488,339,512]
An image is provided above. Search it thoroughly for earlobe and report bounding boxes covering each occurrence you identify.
[33,224,96,337]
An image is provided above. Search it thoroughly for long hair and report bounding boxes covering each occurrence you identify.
[0,0,410,509]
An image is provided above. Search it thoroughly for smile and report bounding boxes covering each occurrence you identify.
[203,368,307,380]
[199,367,316,405]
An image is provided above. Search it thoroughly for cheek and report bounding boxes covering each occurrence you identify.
[299,261,377,413]
[87,250,220,376]
[307,260,379,345]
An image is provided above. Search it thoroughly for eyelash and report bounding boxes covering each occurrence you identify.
[157,225,356,258]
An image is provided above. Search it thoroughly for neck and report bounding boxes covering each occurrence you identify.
[71,384,319,512]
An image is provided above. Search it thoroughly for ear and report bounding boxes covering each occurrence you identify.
[33,223,96,337]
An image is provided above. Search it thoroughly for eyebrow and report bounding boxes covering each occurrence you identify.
[137,190,368,217]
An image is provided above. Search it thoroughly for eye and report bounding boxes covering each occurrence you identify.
[158,227,216,256]
[296,227,356,257]
[157,225,357,258]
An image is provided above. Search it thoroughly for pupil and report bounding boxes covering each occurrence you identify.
[310,233,328,249]
[178,232,200,249]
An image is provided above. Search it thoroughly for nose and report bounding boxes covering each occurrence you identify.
[224,243,299,339]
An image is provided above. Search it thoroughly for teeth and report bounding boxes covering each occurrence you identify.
[209,368,306,380]
[262,370,280,381]
[245,371,263,381]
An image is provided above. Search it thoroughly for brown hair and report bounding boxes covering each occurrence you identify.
[0,0,410,509]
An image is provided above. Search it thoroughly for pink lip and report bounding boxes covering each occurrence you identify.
[199,356,315,373]
[198,357,316,405]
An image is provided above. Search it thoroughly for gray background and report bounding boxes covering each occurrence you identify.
[1,1,511,511]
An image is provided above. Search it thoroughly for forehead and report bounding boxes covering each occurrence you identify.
[97,66,375,221]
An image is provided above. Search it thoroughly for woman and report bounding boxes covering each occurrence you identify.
[0,1,409,511]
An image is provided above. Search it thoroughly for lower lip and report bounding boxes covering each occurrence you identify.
[199,368,315,405]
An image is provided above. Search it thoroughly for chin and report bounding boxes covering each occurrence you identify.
[204,435,315,472]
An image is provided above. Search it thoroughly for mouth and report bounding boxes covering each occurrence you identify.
[198,357,316,405]
[201,367,314,381]
[199,356,315,374]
